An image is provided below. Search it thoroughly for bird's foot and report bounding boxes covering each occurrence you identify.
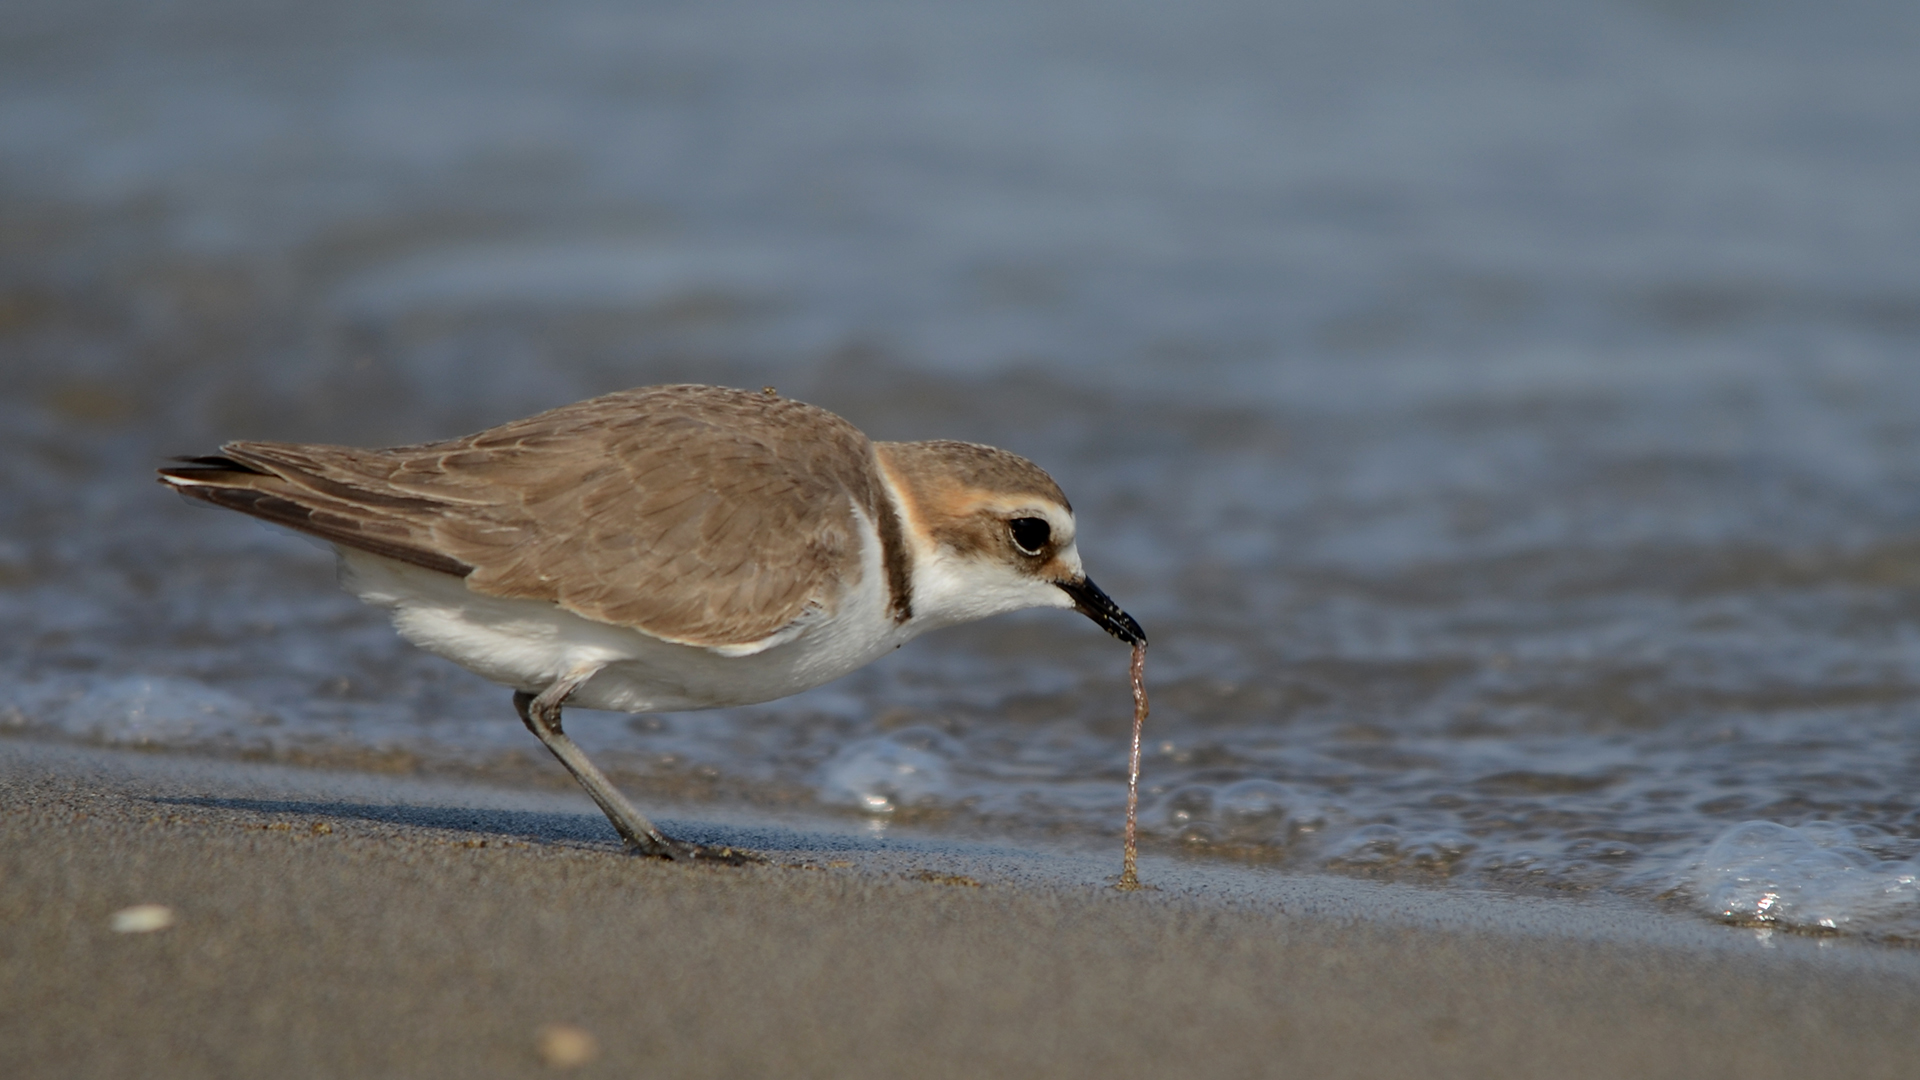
[634,836,767,865]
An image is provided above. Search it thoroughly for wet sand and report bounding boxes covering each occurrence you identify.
[5,741,1919,1080]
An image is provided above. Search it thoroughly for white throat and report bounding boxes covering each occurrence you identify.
[874,471,1078,635]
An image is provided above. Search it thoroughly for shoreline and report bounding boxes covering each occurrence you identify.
[6,739,1920,1078]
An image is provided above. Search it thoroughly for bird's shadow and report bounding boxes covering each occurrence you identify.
[149,794,880,856]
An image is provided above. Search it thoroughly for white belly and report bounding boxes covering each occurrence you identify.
[337,549,913,714]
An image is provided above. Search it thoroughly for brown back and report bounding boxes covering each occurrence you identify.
[161,385,890,648]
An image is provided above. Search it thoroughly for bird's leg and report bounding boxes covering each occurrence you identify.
[514,678,674,854]
[514,674,758,864]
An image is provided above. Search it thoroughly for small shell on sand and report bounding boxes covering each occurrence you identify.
[536,1023,599,1069]
[109,904,175,933]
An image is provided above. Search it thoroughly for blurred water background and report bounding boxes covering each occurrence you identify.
[5,0,1920,940]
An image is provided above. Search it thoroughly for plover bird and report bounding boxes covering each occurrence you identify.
[160,384,1145,861]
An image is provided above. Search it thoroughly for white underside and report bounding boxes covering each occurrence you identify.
[335,489,1082,715]
[337,526,913,714]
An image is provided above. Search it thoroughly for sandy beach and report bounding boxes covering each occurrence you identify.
[4,740,1918,1080]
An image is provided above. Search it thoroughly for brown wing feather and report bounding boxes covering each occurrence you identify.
[159,454,476,577]
[159,385,887,647]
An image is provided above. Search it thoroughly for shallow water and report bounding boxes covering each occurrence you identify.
[5,0,1920,939]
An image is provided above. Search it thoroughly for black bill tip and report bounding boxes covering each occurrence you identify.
[1057,575,1147,646]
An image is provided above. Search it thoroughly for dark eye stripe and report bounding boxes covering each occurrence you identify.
[1009,517,1050,555]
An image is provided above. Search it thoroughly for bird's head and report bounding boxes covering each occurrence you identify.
[876,440,1145,645]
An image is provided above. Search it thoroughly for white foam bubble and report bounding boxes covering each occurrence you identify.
[1146,779,1340,847]
[1217,779,1306,836]
[1687,820,1920,934]
[1152,784,1222,843]
[817,728,962,815]
[11,676,267,746]
[1323,824,1478,873]
[1324,824,1407,866]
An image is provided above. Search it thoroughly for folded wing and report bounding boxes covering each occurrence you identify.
[159,386,883,649]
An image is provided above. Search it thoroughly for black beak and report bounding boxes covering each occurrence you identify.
[1057,576,1147,646]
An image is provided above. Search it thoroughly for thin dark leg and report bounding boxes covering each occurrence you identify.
[514,678,758,864]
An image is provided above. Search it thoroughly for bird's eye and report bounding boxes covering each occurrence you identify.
[1008,517,1051,555]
